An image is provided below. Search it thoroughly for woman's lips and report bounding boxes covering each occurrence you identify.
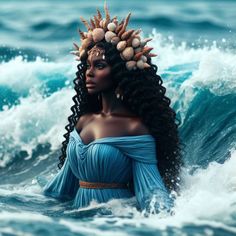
[86,83,96,88]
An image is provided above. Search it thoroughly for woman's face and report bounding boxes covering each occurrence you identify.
[85,47,112,94]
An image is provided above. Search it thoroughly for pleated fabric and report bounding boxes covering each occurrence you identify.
[43,128,173,211]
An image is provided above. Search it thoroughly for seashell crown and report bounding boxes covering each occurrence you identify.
[71,2,157,71]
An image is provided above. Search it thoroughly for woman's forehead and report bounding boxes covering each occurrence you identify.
[86,55,106,63]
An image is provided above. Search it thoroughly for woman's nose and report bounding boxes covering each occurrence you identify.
[86,66,94,77]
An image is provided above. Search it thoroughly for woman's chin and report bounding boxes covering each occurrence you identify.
[87,88,98,94]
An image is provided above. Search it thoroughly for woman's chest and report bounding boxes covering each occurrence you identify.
[78,115,139,145]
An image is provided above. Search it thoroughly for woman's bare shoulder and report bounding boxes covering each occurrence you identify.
[128,118,151,135]
[75,113,94,131]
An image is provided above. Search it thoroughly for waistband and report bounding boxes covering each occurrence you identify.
[79,180,128,189]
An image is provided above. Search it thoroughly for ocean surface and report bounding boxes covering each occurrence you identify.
[0,0,236,235]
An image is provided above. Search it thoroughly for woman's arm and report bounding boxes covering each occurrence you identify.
[43,157,79,201]
[132,160,174,214]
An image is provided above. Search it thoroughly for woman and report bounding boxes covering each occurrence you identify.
[42,3,183,214]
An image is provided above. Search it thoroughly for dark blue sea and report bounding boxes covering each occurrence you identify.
[0,0,236,235]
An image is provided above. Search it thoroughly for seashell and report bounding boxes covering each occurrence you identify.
[142,46,154,55]
[99,20,104,28]
[140,38,152,47]
[70,50,80,56]
[111,36,120,45]
[104,1,110,29]
[73,42,80,51]
[87,31,93,40]
[81,38,93,48]
[121,47,134,60]
[126,34,136,46]
[137,60,144,69]
[134,35,141,40]
[78,28,86,40]
[102,20,107,29]
[107,22,116,31]
[105,31,116,43]
[79,46,83,53]
[118,28,125,38]
[132,38,140,48]
[131,28,142,37]
[79,16,91,31]
[115,23,124,34]
[90,18,96,29]
[122,12,131,33]
[120,53,125,60]
[141,55,147,62]
[134,47,142,53]
[144,38,152,43]
[92,28,105,42]
[80,49,87,60]
[147,53,158,57]
[133,51,143,61]
[144,63,151,68]
[126,61,136,70]
[96,9,102,21]
[93,15,100,27]
[117,41,127,51]
[111,16,118,25]
[121,29,134,40]
[140,41,145,47]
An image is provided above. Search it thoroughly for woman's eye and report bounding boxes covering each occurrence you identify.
[86,63,106,69]
[96,64,105,69]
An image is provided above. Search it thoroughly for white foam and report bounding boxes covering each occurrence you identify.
[75,148,236,230]
[0,88,74,167]
[0,56,76,93]
[0,211,52,222]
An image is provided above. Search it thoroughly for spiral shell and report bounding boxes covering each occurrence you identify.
[105,31,116,42]
[121,47,134,60]
[117,41,127,51]
[92,28,105,42]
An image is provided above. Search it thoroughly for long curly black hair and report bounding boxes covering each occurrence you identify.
[58,40,185,193]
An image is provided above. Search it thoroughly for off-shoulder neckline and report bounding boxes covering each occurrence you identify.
[72,128,154,146]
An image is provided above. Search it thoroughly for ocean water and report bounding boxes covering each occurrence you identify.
[0,0,236,235]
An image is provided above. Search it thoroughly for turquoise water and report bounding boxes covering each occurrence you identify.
[0,0,236,235]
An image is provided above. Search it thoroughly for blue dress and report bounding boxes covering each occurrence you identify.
[42,128,173,212]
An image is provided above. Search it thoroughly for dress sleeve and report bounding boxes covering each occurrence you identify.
[132,160,174,214]
[42,157,79,201]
